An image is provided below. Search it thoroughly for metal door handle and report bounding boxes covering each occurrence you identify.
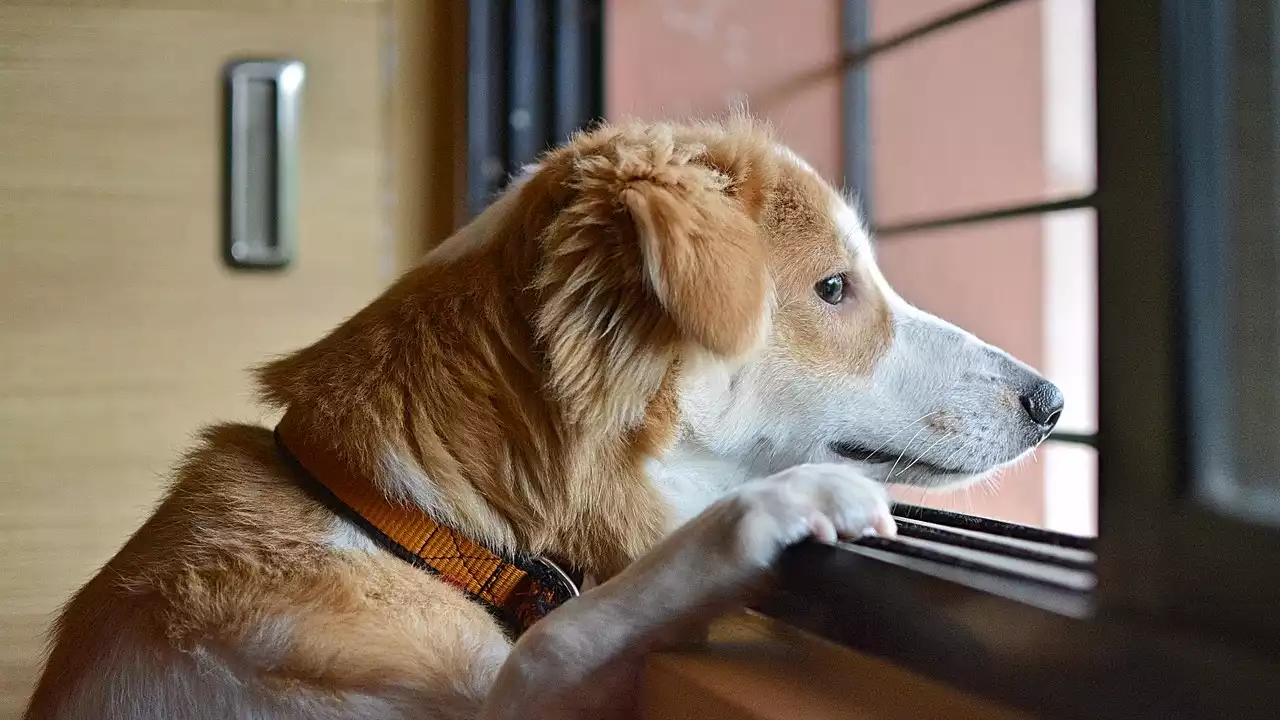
[223,59,304,269]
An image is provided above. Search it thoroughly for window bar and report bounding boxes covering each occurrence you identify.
[507,0,551,172]
[551,0,585,143]
[466,0,508,218]
[850,535,1092,593]
[892,503,1095,550]
[840,0,1030,70]
[842,0,875,225]
[551,0,605,144]
[890,518,1095,570]
[874,193,1097,238]
[1049,430,1097,447]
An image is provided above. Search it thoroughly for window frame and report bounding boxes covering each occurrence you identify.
[1099,0,1280,644]
[760,0,1280,715]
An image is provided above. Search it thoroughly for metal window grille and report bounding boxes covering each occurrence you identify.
[466,0,605,219]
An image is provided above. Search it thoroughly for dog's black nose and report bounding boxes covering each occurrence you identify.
[1020,380,1064,430]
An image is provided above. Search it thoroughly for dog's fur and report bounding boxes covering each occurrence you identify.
[25,115,1059,719]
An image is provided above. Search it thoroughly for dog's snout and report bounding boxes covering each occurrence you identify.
[1019,380,1064,431]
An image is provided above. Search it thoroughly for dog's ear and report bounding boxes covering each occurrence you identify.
[619,163,768,358]
[533,126,773,429]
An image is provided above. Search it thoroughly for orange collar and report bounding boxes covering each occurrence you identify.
[274,411,579,637]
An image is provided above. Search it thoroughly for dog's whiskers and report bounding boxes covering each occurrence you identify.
[862,410,943,461]
[887,425,930,478]
[929,436,969,479]
[894,432,955,478]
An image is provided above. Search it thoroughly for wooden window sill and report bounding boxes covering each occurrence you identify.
[642,612,1029,720]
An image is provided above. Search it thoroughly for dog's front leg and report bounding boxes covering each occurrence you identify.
[478,462,896,720]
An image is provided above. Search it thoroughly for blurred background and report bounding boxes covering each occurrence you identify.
[0,0,1096,713]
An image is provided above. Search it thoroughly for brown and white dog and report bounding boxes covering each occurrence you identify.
[25,115,1062,719]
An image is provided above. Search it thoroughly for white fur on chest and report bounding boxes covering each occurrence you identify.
[642,356,773,529]
[646,447,752,528]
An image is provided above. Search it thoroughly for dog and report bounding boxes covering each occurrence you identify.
[25,114,1063,719]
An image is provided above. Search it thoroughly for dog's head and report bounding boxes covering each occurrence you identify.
[522,116,1061,491]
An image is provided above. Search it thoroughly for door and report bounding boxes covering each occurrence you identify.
[0,1,447,713]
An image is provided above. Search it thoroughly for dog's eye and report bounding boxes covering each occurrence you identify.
[815,274,847,305]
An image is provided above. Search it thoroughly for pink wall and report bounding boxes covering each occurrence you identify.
[605,0,842,181]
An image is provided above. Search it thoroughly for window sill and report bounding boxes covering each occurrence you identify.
[642,612,1029,720]
[753,540,1280,719]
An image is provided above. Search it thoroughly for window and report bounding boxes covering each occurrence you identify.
[471,1,1280,713]
[771,0,1280,715]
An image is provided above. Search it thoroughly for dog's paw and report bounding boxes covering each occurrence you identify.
[713,463,897,569]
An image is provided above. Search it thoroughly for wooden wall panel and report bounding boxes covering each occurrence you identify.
[0,2,402,713]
